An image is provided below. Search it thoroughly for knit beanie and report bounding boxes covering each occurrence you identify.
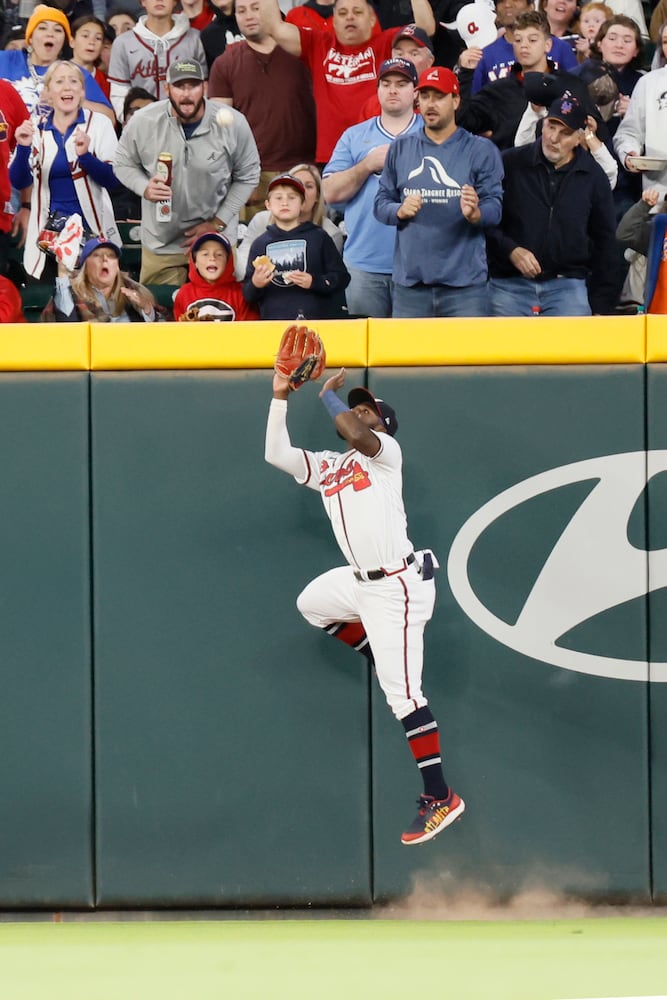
[26,5,73,45]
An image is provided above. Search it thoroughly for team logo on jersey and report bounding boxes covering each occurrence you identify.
[0,112,8,143]
[446,451,667,682]
[181,297,235,321]
[322,459,371,495]
[404,157,461,205]
[658,89,667,111]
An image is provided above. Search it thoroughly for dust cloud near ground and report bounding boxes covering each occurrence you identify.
[376,871,667,921]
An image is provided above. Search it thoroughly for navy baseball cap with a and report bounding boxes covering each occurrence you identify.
[378,57,418,87]
[392,23,434,53]
[80,237,121,267]
[547,93,587,131]
[190,230,232,258]
[348,387,399,437]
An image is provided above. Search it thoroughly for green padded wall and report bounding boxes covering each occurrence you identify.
[91,370,371,906]
[0,374,93,907]
[368,367,650,902]
[646,364,667,900]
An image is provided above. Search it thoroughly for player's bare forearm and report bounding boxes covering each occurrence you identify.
[335,412,382,456]
[273,372,290,399]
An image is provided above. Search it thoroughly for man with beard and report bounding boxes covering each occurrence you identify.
[374,66,503,317]
[114,59,260,284]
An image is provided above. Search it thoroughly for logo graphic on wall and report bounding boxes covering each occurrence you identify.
[447,451,667,682]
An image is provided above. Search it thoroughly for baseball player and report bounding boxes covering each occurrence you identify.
[265,363,465,845]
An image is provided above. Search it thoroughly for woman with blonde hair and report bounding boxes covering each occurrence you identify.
[236,163,343,277]
[0,5,112,117]
[41,237,161,322]
[10,59,120,281]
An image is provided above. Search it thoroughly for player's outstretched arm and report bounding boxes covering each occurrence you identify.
[265,373,308,477]
[319,369,382,458]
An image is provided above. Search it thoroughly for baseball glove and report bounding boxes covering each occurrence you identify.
[275,324,326,390]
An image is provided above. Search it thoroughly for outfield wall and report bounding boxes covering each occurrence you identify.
[0,315,665,908]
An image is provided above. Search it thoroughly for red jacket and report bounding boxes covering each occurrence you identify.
[0,277,26,323]
[0,81,30,235]
[173,244,259,322]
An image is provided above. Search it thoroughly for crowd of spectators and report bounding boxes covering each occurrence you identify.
[0,0,666,324]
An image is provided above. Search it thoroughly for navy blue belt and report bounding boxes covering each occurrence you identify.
[354,552,415,582]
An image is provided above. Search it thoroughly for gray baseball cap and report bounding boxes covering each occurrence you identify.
[167,60,205,85]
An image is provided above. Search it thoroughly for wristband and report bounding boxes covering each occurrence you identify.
[321,389,349,421]
[21,202,31,209]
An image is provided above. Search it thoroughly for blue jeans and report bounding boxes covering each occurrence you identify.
[345,266,393,318]
[489,277,592,317]
[392,282,489,318]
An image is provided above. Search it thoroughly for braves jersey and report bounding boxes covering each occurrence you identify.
[298,433,412,571]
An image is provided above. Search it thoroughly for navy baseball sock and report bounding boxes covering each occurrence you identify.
[402,706,449,801]
[324,622,374,664]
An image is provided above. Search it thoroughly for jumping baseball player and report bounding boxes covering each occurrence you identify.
[265,355,465,846]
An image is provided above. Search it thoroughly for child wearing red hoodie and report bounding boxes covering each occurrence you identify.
[173,231,259,322]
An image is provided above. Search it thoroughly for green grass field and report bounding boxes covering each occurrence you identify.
[1,918,666,999]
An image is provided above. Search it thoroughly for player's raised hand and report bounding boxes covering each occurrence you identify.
[319,367,346,397]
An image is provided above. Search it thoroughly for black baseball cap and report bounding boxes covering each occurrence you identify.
[348,387,398,436]
[378,57,418,87]
[547,93,587,131]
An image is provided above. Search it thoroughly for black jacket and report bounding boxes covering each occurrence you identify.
[457,61,598,151]
[200,11,242,70]
[486,140,618,314]
[243,221,350,321]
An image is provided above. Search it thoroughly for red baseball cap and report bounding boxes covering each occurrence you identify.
[416,66,460,96]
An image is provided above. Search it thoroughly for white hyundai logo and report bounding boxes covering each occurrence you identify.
[447,451,667,682]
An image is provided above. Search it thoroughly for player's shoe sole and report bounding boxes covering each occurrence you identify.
[401,792,465,846]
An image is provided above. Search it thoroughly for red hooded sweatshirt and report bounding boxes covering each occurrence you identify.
[173,242,259,323]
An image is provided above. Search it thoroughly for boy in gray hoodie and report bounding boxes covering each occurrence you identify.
[108,0,206,120]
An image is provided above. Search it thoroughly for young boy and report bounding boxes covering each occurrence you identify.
[173,231,259,321]
[107,0,206,120]
[243,173,349,320]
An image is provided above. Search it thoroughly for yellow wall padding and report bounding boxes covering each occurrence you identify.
[90,319,368,370]
[0,324,89,371]
[368,315,646,366]
[646,315,667,362]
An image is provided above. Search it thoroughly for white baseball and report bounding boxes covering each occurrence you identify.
[215,107,234,128]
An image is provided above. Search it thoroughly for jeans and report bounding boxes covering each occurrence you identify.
[392,282,489,318]
[345,266,393,318]
[489,277,591,317]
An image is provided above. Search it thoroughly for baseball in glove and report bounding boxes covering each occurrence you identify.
[275,324,326,391]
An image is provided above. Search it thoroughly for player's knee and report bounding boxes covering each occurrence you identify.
[296,586,321,627]
[388,694,428,721]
